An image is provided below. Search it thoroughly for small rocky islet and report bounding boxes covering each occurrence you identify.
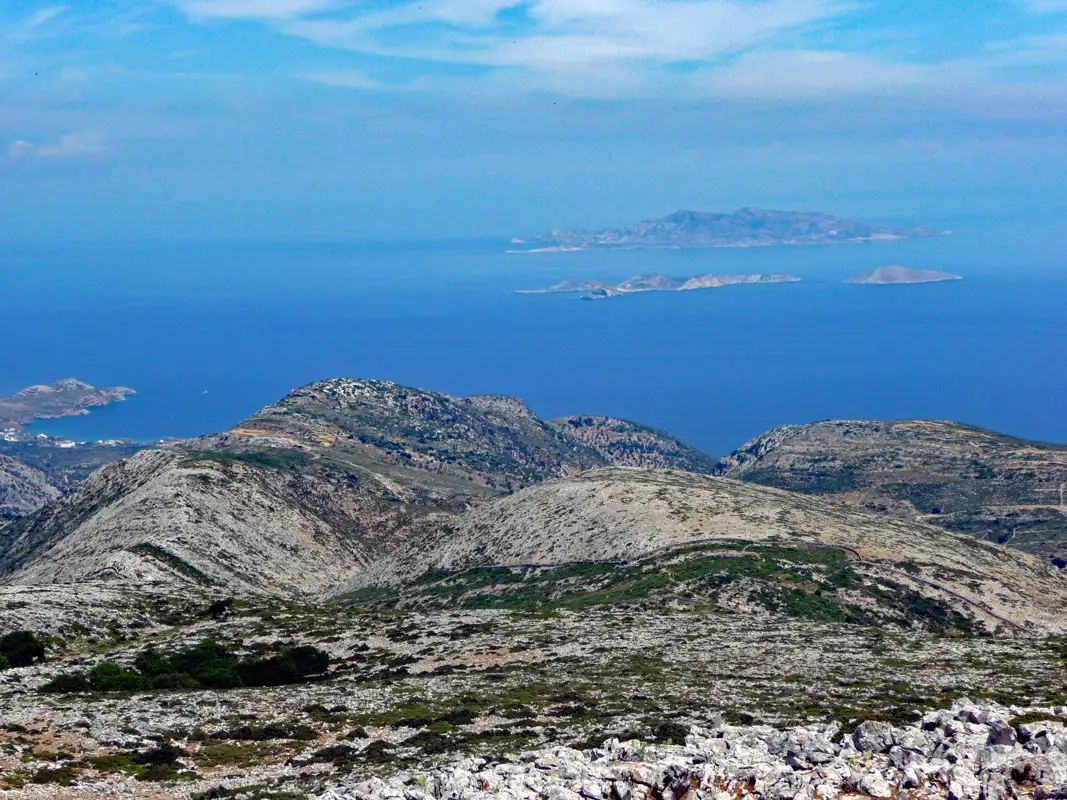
[846,265,963,284]
[517,273,800,300]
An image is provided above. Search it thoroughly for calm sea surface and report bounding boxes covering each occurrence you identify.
[3,218,1065,457]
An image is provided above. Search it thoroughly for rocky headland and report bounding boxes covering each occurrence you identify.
[0,378,134,430]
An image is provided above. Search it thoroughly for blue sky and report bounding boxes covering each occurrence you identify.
[2,0,1066,241]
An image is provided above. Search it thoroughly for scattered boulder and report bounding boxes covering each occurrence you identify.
[852,720,896,753]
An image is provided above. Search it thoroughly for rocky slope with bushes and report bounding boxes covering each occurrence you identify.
[344,467,1067,635]
[0,455,60,521]
[0,380,716,596]
[549,416,717,473]
[714,419,1067,561]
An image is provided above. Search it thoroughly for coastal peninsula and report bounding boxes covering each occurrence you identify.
[0,378,135,430]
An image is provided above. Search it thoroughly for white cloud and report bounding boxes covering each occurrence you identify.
[700,50,935,98]
[1025,0,1067,11]
[302,69,385,90]
[984,33,1067,66]
[282,0,846,71]
[8,131,111,162]
[25,6,67,28]
[171,0,1067,107]
[174,0,341,19]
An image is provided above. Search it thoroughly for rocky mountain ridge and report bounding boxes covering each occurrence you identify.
[549,416,718,473]
[715,419,1067,561]
[0,379,714,596]
[0,446,453,596]
[4,380,1067,634]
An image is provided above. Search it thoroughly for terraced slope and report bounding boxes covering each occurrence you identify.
[345,468,1067,635]
[714,420,1067,561]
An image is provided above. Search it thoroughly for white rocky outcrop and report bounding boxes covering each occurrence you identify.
[318,701,1067,800]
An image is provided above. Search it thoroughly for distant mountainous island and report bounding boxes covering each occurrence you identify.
[518,273,800,300]
[0,379,134,430]
[846,265,963,284]
[512,208,947,251]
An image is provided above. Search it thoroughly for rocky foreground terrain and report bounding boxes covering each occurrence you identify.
[4,378,1067,798]
[328,701,1067,800]
[715,420,1067,561]
[2,587,1067,799]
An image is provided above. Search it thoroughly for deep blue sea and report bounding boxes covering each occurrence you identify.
[3,217,1065,457]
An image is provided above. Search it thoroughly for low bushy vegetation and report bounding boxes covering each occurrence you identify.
[0,631,46,670]
[41,639,330,693]
[339,543,971,633]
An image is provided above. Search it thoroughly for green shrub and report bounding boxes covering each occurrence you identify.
[149,673,202,690]
[40,673,90,693]
[237,655,298,687]
[287,645,330,677]
[87,663,149,692]
[648,720,689,745]
[0,631,46,668]
[41,639,331,694]
[169,640,236,676]
[134,649,172,677]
